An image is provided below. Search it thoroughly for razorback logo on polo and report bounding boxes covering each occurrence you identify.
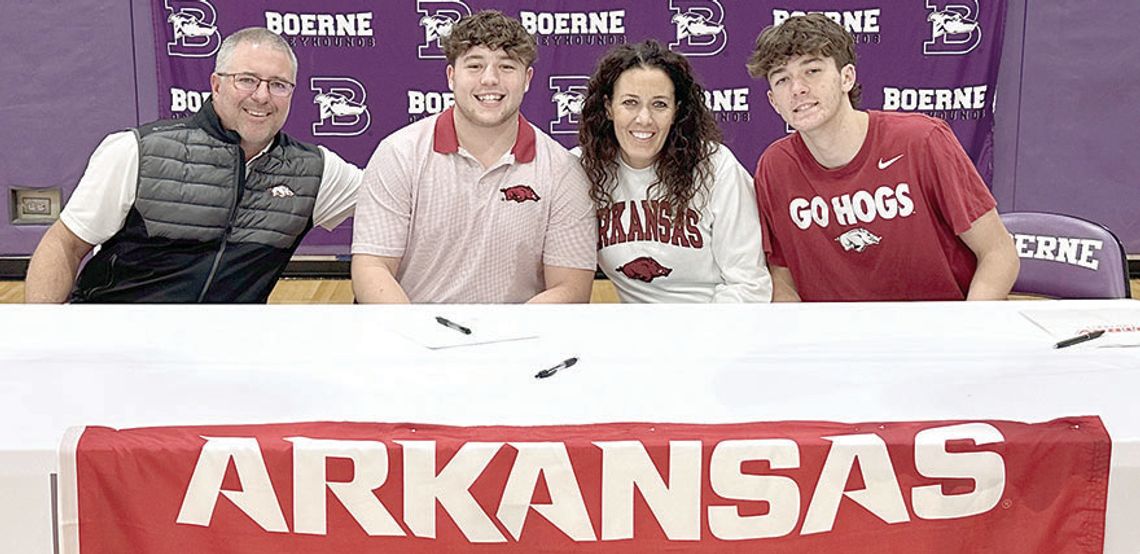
[500,185,540,203]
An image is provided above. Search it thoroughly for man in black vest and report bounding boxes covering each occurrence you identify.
[25,27,361,303]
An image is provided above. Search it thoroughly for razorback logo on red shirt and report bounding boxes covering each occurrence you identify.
[616,256,672,282]
[836,228,881,252]
[500,185,540,203]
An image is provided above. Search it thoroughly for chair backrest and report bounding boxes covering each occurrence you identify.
[1001,211,1131,299]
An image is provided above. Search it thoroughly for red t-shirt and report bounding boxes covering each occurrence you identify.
[754,111,996,301]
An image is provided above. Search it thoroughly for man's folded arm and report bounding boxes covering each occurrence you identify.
[25,221,95,303]
[351,254,410,303]
[960,208,1019,300]
[768,263,802,302]
[527,265,594,304]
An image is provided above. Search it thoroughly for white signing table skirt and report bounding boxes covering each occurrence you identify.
[0,300,1137,552]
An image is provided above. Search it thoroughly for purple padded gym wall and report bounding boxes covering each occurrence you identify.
[2,0,1137,262]
[148,0,1006,254]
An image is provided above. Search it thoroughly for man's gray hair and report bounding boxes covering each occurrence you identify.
[214,27,297,77]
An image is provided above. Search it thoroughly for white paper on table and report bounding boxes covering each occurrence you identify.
[1020,308,1140,347]
[389,314,540,349]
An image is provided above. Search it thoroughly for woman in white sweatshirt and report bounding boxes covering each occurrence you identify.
[578,40,772,303]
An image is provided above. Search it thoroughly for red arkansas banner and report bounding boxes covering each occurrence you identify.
[60,417,1109,553]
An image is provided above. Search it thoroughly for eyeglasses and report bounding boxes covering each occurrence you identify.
[216,72,295,97]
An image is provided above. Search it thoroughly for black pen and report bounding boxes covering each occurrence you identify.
[535,357,578,379]
[435,316,472,335]
[1054,329,1106,349]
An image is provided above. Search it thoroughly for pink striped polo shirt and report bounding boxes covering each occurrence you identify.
[352,108,596,303]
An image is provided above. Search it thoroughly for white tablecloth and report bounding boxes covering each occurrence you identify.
[1,300,1138,552]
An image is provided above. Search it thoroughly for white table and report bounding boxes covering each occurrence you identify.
[2,300,1138,552]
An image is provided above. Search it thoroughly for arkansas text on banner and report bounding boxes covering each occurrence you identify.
[60,418,1108,553]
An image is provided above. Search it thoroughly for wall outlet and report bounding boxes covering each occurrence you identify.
[10,187,62,224]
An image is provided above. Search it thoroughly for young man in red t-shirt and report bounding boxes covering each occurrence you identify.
[747,14,1018,302]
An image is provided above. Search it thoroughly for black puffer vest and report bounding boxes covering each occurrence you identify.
[71,100,324,303]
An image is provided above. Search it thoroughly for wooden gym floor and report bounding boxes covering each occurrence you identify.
[0,278,1137,304]
[0,279,623,304]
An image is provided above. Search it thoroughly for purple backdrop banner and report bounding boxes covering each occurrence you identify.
[153,0,1005,255]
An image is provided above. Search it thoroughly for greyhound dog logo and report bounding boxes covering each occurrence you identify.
[552,91,585,120]
[420,14,456,43]
[548,75,589,136]
[500,185,541,203]
[417,1,471,59]
[836,228,882,252]
[672,11,724,40]
[169,11,216,41]
[928,10,978,38]
[668,0,727,57]
[314,92,367,120]
[616,257,673,283]
[923,1,982,56]
[164,0,220,58]
[310,77,371,137]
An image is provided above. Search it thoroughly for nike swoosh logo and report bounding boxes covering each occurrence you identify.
[878,154,904,170]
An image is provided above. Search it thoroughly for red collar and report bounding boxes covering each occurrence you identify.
[432,107,536,163]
